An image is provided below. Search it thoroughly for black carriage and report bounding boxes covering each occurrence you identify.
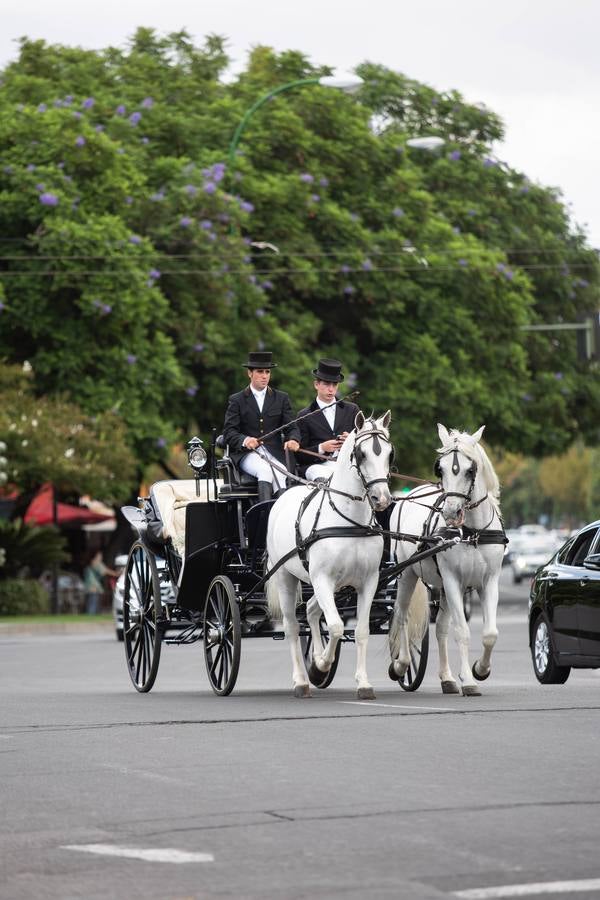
[120,436,455,696]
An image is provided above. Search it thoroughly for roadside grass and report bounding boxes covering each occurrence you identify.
[0,613,112,624]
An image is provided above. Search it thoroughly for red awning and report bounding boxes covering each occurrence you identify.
[24,483,116,528]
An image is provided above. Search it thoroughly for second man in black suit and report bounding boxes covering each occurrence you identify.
[297,358,360,481]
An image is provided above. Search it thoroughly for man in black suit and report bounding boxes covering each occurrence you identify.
[296,358,360,481]
[222,350,300,503]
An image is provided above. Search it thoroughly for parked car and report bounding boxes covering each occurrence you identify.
[511,533,561,584]
[112,553,174,640]
[529,519,600,683]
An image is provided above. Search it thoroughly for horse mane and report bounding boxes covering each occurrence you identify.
[437,429,501,514]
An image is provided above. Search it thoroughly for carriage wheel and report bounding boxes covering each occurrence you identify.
[300,621,342,689]
[123,541,162,693]
[397,627,429,692]
[204,576,241,696]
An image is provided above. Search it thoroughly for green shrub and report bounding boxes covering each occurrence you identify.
[0,519,68,578]
[0,578,50,615]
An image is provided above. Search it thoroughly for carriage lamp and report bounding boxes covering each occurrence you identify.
[187,437,207,471]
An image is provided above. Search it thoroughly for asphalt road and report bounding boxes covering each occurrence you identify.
[2,572,599,900]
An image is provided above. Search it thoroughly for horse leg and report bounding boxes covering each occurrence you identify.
[278,572,311,698]
[473,579,499,680]
[354,572,380,700]
[444,579,480,697]
[390,569,419,679]
[306,594,325,658]
[435,596,460,694]
[309,576,344,674]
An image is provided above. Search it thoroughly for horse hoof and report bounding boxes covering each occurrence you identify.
[441,680,460,695]
[357,687,376,700]
[307,659,329,687]
[472,661,490,681]
[293,684,311,698]
[388,663,400,682]
[461,684,482,697]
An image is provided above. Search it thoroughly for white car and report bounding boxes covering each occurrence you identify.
[510,534,561,584]
[112,553,174,640]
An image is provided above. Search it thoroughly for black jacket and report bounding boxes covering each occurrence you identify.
[296,399,360,473]
[222,386,301,465]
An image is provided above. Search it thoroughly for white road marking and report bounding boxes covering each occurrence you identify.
[339,701,449,711]
[453,877,600,898]
[62,844,214,864]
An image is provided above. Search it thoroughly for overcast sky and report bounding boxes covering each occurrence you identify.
[3,0,600,247]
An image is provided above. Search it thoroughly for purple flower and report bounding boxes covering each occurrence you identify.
[522,393,532,402]
[458,258,468,267]
[75,136,86,147]
[129,234,142,245]
[53,99,63,108]
[483,157,496,168]
[299,173,314,183]
[150,191,164,201]
[362,259,373,271]
[393,207,405,217]
[141,136,149,144]
[186,385,198,396]
[101,304,112,314]
[255,308,266,318]
[262,280,274,290]
[115,104,126,116]
[520,185,530,194]
[347,372,358,389]
[452,226,461,234]
[496,262,505,272]
[37,103,47,113]
[64,95,73,106]
[82,97,95,109]
[309,194,320,204]
[39,192,59,207]
[319,176,329,187]
[577,278,590,288]
[218,213,230,223]
[211,162,225,182]
[350,213,359,222]
[141,97,154,109]
[448,150,461,161]
[148,268,160,280]
[179,216,193,227]
[203,181,216,194]
[72,111,82,120]
[125,196,133,205]
[248,274,257,284]
[554,372,564,380]
[504,269,514,280]
[200,219,213,230]
[240,200,254,212]
[126,354,137,365]
[35,182,45,191]
[156,437,167,448]
[92,299,102,308]
[0,302,5,312]
[193,342,205,353]
[343,285,356,295]
[466,208,477,217]
[129,111,142,125]
[26,164,36,172]
[184,184,197,196]
[340,264,351,274]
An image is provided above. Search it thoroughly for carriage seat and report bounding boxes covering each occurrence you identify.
[149,479,223,555]
[215,434,259,498]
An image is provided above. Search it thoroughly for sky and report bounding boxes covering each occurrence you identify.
[3,0,600,247]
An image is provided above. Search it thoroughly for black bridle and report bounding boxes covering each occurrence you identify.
[435,445,488,511]
[351,428,394,505]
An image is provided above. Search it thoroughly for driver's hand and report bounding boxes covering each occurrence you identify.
[284,439,300,452]
[244,437,261,450]
[321,439,342,454]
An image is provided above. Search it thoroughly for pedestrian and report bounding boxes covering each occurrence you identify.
[297,358,360,481]
[83,550,116,615]
[222,350,300,503]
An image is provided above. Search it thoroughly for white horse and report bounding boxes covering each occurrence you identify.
[389,424,505,696]
[266,412,393,699]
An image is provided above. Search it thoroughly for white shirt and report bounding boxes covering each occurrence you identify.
[317,397,338,456]
[251,386,267,412]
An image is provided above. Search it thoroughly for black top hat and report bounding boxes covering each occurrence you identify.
[242,350,277,369]
[312,358,345,383]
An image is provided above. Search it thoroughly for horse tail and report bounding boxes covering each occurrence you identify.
[266,557,281,620]
[389,578,430,657]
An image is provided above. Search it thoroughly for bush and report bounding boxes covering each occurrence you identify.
[0,578,50,615]
[0,519,68,578]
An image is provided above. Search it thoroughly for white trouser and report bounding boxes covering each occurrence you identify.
[305,460,337,482]
[240,447,288,491]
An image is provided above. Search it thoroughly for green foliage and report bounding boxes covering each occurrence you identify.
[0,577,50,615]
[0,33,599,481]
[0,362,136,500]
[0,518,68,579]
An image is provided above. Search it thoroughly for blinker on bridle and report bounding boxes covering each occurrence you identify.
[435,444,484,508]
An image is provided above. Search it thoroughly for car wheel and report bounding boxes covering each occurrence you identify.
[531,614,570,684]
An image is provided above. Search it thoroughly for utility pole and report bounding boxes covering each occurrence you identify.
[521,313,600,361]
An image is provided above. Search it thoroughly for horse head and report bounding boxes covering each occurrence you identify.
[349,411,394,512]
[435,423,488,527]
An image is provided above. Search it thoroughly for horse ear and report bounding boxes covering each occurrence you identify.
[437,423,450,445]
[471,425,485,444]
[355,411,365,430]
[379,409,392,429]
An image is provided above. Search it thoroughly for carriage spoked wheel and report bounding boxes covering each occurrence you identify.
[300,619,342,689]
[123,541,163,692]
[203,576,241,696]
[389,628,429,692]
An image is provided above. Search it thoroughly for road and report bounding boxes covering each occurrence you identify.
[1,573,599,900]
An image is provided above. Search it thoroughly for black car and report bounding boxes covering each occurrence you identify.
[529,520,600,683]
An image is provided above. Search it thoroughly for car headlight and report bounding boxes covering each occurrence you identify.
[187,436,207,470]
